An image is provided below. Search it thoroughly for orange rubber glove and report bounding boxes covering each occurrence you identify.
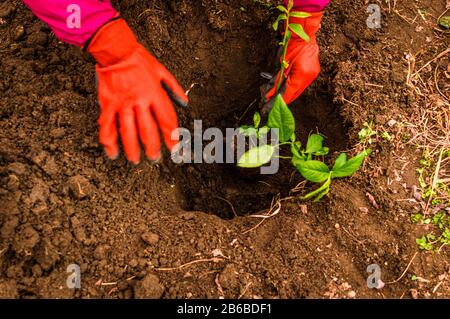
[261,12,323,114]
[87,18,188,164]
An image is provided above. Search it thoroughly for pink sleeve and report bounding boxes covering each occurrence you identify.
[22,0,117,47]
[284,0,330,12]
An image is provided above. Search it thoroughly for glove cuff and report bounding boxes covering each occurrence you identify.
[86,18,139,67]
[289,11,323,41]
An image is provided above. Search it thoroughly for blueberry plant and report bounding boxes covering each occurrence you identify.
[238,1,371,201]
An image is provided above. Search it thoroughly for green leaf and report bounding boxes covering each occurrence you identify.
[331,149,371,178]
[258,126,270,137]
[411,213,424,224]
[287,0,294,10]
[267,94,295,142]
[306,134,324,154]
[290,133,296,142]
[332,153,347,171]
[314,147,329,156]
[239,125,257,137]
[381,131,391,141]
[432,213,445,226]
[253,112,261,129]
[237,145,275,168]
[240,125,251,130]
[289,11,312,18]
[272,13,287,31]
[289,23,310,42]
[301,176,331,200]
[276,5,288,13]
[294,159,330,183]
[416,236,433,250]
[438,16,450,29]
[442,229,450,241]
[358,122,376,142]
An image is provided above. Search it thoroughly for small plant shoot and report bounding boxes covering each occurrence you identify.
[272,0,311,93]
[237,2,370,202]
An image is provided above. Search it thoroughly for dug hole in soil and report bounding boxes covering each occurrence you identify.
[1,0,449,298]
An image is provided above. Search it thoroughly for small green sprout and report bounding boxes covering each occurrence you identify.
[438,16,450,29]
[381,131,392,141]
[358,121,376,144]
[412,212,450,251]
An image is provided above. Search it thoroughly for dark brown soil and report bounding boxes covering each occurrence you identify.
[0,0,448,299]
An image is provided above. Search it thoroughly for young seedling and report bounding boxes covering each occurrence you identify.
[238,0,311,165]
[237,95,371,201]
[239,0,310,138]
[358,121,376,145]
[439,16,450,29]
[411,212,450,251]
[272,0,311,93]
[237,2,370,201]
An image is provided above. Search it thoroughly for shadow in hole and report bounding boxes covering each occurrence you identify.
[171,90,351,219]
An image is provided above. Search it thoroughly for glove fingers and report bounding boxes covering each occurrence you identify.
[160,67,189,108]
[152,93,180,153]
[136,106,161,161]
[98,109,119,160]
[282,76,303,105]
[264,81,278,102]
[119,107,141,164]
[263,40,306,105]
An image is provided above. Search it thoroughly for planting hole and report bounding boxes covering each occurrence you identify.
[124,0,350,218]
[171,91,350,219]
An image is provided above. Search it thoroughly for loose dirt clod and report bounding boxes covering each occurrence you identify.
[67,175,94,199]
[35,240,60,271]
[141,232,160,245]
[12,224,40,255]
[219,264,239,291]
[134,273,165,299]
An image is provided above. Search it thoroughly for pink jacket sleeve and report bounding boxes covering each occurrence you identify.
[22,0,117,47]
[285,0,330,12]
[23,1,328,47]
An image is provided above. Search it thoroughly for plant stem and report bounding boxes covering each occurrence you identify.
[276,8,290,95]
[278,142,292,147]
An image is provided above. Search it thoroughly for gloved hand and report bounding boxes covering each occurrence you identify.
[87,18,188,164]
[261,12,323,114]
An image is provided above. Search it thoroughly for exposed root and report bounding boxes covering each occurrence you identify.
[386,252,418,284]
[242,196,282,234]
[214,196,238,217]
